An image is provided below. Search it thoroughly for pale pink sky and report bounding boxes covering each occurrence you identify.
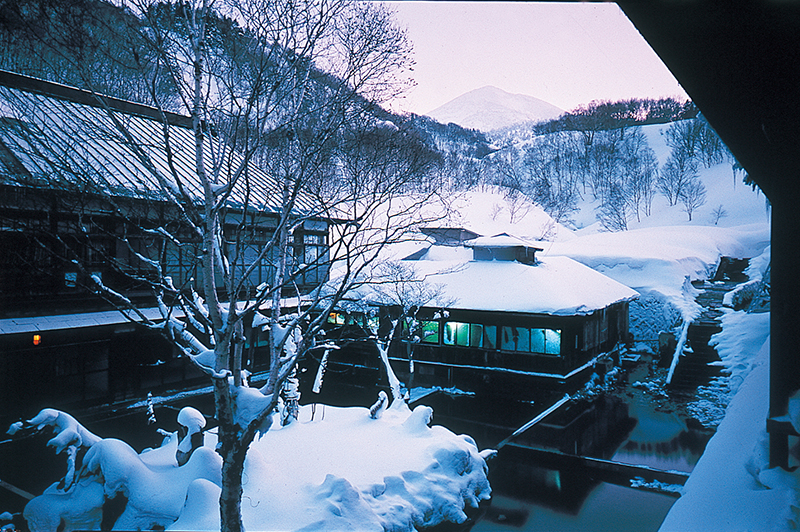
[387,1,687,115]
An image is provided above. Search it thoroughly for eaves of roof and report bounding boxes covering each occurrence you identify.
[0,69,192,129]
[0,70,321,217]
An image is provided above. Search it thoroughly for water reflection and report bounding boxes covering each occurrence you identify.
[414,387,712,532]
[475,484,677,532]
[612,401,709,472]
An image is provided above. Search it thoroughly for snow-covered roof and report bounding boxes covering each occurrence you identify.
[399,253,638,316]
[364,236,639,316]
[465,233,543,250]
[0,71,317,214]
[419,227,481,245]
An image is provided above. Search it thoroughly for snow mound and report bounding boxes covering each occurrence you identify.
[444,188,576,243]
[199,403,492,531]
[545,223,770,320]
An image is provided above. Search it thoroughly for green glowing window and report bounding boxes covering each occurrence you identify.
[469,323,483,347]
[419,321,440,344]
[443,321,469,346]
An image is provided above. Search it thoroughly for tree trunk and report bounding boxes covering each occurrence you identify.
[214,377,246,532]
[219,441,246,532]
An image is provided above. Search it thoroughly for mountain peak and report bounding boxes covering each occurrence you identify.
[426,86,563,132]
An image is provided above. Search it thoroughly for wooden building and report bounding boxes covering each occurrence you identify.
[0,70,330,416]
[325,232,639,399]
[384,234,638,397]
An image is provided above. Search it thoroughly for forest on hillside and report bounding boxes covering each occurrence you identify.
[0,0,742,233]
[484,115,736,230]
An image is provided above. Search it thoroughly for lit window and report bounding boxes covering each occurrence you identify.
[419,321,440,344]
[469,323,483,347]
[530,328,562,355]
[501,326,530,351]
[33,334,42,346]
[545,329,561,355]
[531,328,546,353]
[444,321,469,346]
[327,312,345,325]
[517,328,530,352]
[483,325,497,349]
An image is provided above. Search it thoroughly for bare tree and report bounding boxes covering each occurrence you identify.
[658,149,699,206]
[0,1,435,530]
[663,118,703,161]
[619,128,657,222]
[503,187,533,224]
[680,178,707,221]
[696,117,725,167]
[490,144,525,192]
[596,182,631,231]
[710,204,728,225]
[332,260,454,403]
[522,131,581,224]
[664,116,725,169]
[587,128,624,201]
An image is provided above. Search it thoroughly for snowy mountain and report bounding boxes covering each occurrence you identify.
[426,85,563,132]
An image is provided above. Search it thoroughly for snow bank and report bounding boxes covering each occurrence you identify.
[19,403,492,532]
[545,223,770,320]
[442,188,576,242]
[658,339,800,532]
[710,310,770,395]
[658,309,800,531]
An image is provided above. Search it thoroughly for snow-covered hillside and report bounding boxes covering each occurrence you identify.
[429,122,771,322]
[427,86,563,132]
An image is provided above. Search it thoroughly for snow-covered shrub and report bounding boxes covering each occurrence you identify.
[628,292,682,349]
[14,408,221,532]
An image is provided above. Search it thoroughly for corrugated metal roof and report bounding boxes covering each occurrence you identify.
[0,71,317,215]
[0,307,174,334]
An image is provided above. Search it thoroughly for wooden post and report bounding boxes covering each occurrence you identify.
[768,191,800,469]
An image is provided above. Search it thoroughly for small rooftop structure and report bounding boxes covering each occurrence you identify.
[419,227,481,246]
[465,233,544,265]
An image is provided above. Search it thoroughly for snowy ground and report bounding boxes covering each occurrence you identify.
[11,401,492,531]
